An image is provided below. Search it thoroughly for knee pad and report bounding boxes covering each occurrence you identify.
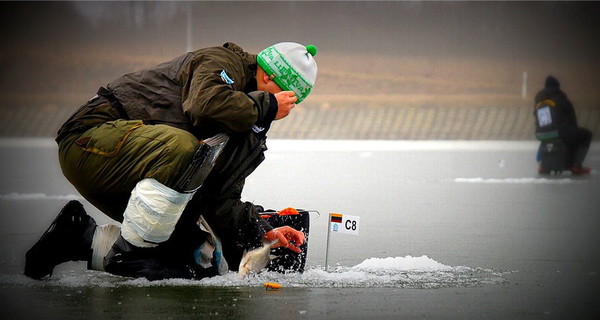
[122,178,194,247]
[121,134,228,247]
[174,133,229,193]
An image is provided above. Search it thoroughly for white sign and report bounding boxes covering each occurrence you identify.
[330,214,360,235]
[537,106,553,127]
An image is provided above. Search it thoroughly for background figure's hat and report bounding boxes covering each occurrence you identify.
[257,42,318,103]
[545,76,560,89]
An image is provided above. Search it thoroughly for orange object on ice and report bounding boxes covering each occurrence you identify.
[264,282,282,290]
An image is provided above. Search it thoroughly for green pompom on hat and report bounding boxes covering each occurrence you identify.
[257,42,318,104]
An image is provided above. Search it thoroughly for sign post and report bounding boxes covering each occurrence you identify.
[325,213,360,271]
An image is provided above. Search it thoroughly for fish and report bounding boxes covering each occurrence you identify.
[238,241,276,276]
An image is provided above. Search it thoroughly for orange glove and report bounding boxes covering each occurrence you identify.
[264,226,305,253]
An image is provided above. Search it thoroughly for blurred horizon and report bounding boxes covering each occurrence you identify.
[1,1,599,139]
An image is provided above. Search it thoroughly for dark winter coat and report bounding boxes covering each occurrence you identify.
[58,42,278,141]
[533,87,578,134]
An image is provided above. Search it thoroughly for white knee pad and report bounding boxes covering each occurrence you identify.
[121,178,194,248]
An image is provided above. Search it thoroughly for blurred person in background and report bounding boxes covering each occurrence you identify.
[534,75,592,175]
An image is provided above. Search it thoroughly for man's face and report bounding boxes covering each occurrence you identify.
[257,66,283,94]
[262,79,283,95]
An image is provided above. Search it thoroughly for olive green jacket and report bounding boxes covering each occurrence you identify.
[108,42,277,138]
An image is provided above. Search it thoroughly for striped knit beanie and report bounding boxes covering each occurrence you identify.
[257,42,318,103]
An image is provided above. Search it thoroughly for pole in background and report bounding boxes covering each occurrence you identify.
[186,2,193,52]
[522,72,528,99]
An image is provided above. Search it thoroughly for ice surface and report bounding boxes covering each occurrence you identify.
[453,177,591,184]
[0,192,82,201]
[0,255,507,289]
[1,138,597,320]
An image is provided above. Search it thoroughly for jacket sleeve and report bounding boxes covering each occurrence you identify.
[219,196,273,249]
[563,97,578,126]
[247,91,278,130]
[555,91,578,126]
[197,180,273,251]
[192,131,273,250]
[180,54,277,133]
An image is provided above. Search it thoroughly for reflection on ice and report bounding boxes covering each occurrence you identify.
[0,192,81,201]
[454,177,592,184]
[1,255,507,289]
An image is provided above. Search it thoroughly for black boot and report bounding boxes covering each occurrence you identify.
[571,145,591,175]
[104,236,195,281]
[24,200,97,279]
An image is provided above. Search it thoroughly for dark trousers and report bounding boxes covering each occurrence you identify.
[61,120,268,280]
[558,126,592,166]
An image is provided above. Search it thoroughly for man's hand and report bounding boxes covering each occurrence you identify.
[274,91,298,120]
[264,226,305,253]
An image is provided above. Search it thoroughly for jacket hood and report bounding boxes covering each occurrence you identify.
[545,76,560,89]
[223,42,257,67]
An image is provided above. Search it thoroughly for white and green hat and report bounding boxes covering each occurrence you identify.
[257,42,318,103]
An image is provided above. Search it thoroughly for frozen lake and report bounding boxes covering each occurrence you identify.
[0,139,599,319]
